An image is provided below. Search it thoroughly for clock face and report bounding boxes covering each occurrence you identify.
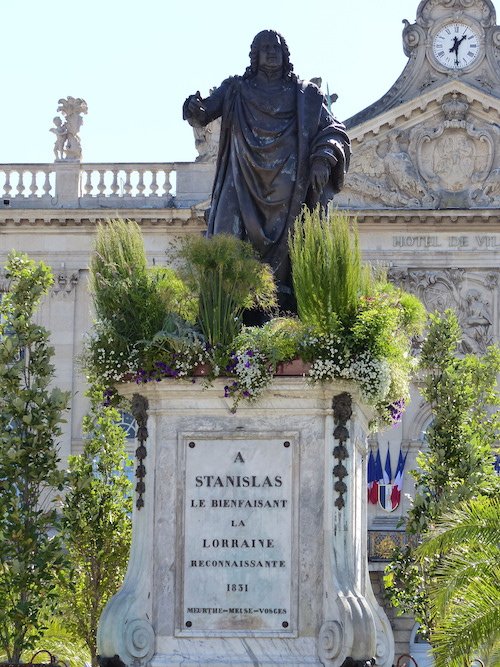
[432,22,481,69]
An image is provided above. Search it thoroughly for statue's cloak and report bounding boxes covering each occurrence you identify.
[200,76,351,289]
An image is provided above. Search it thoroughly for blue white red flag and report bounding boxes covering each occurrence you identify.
[390,447,407,510]
[367,450,376,504]
[378,448,396,512]
[370,449,383,505]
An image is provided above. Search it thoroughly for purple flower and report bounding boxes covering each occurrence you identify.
[389,398,406,425]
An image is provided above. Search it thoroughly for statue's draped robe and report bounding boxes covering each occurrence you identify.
[192,76,351,291]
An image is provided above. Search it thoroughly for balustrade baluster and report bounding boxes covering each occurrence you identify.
[3,171,12,198]
[16,171,26,197]
[124,170,132,196]
[97,170,106,196]
[29,171,38,198]
[110,170,119,196]
[137,170,145,196]
[149,169,159,197]
[43,170,52,196]
[163,169,172,197]
[83,170,94,196]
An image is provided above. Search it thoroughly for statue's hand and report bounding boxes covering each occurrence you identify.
[310,158,333,193]
[183,91,206,121]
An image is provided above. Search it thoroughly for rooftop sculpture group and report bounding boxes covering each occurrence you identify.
[184,29,351,311]
[50,96,88,161]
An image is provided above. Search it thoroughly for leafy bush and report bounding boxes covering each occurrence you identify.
[289,206,372,334]
[224,318,304,408]
[178,234,277,349]
[0,252,70,665]
[384,310,500,639]
[87,219,193,381]
[85,218,424,426]
[58,382,132,667]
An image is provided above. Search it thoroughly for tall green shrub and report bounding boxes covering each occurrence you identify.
[289,206,372,334]
[87,219,194,381]
[384,310,500,638]
[89,219,166,345]
[179,234,276,349]
[58,381,132,667]
[0,252,69,664]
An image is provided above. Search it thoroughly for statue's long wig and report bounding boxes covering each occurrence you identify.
[244,30,297,81]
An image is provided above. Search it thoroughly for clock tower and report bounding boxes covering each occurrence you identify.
[345,0,500,128]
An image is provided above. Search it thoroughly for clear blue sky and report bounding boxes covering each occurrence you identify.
[3,0,429,164]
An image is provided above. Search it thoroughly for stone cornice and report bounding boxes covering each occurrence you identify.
[0,207,205,230]
[1,206,499,230]
[347,207,500,226]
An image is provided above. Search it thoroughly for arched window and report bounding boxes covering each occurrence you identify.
[117,411,137,440]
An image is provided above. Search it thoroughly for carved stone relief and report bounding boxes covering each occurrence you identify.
[420,0,497,27]
[409,93,496,205]
[388,267,498,353]
[51,269,79,297]
[338,92,500,209]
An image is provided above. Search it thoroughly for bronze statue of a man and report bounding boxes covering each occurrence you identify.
[183,29,351,311]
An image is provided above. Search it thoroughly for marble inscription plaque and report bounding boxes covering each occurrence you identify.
[180,435,296,635]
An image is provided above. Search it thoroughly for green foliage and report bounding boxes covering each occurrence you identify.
[234,318,304,367]
[58,381,132,667]
[384,310,500,639]
[289,206,372,334]
[178,234,277,348]
[87,219,192,381]
[0,252,70,665]
[139,313,209,381]
[84,218,422,424]
[416,496,500,667]
[412,310,500,533]
[23,619,90,667]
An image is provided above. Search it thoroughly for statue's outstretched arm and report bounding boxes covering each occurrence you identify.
[182,81,229,127]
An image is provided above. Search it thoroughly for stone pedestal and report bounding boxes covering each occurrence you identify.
[97,377,394,667]
[54,159,81,207]
[175,161,215,207]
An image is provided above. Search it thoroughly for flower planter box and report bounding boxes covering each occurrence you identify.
[275,359,311,376]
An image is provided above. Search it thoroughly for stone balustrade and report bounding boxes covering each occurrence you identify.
[0,160,215,210]
[0,164,55,204]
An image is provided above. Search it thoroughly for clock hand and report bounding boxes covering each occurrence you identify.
[449,36,460,65]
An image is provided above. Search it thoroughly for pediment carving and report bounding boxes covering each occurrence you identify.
[337,91,500,210]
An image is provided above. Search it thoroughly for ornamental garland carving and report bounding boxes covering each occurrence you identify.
[332,393,352,511]
[130,393,149,510]
[388,267,498,354]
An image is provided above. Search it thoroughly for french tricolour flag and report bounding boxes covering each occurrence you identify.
[390,448,407,510]
[378,448,395,512]
[367,450,376,503]
[369,449,383,505]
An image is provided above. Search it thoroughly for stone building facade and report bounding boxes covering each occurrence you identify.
[1,0,499,663]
